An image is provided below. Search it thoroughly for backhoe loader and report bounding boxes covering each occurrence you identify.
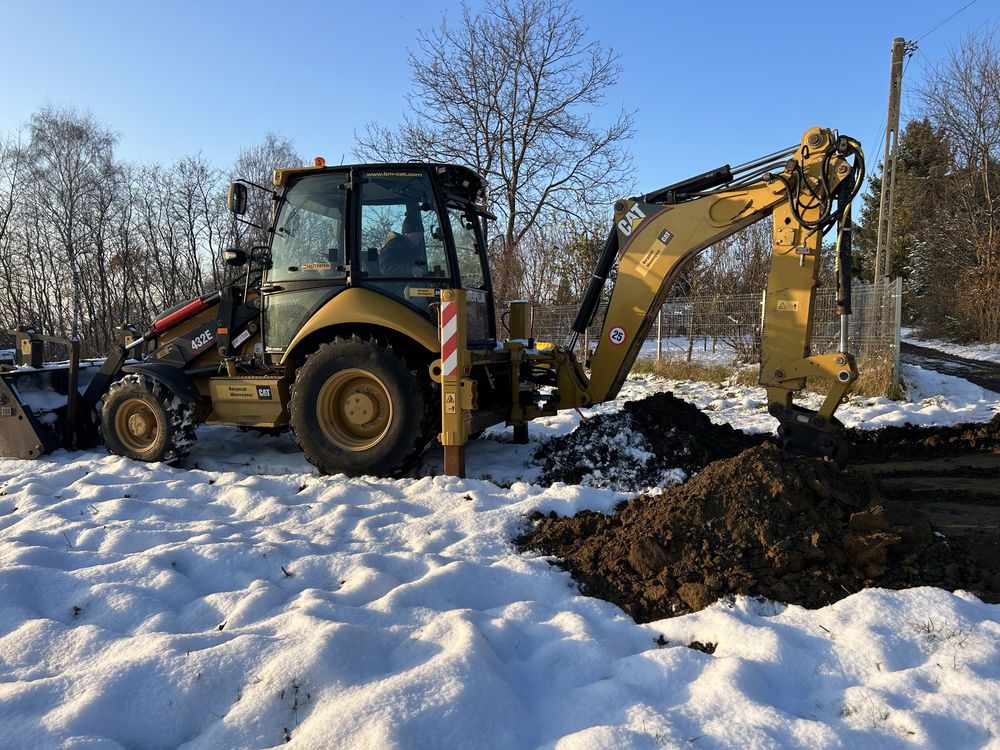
[0,127,864,477]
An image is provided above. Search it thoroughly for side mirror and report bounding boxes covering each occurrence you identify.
[224,247,248,267]
[227,182,248,216]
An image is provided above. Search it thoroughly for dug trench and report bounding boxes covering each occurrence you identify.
[520,391,1000,622]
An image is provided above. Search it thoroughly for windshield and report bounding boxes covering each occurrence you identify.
[270,173,348,282]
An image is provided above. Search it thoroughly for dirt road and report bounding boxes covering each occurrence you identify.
[901,341,1000,392]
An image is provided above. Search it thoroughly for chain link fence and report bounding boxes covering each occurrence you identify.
[526,279,903,386]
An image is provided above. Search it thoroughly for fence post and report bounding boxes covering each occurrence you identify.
[656,305,662,362]
[892,276,903,384]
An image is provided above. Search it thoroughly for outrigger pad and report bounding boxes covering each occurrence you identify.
[0,375,58,459]
[769,401,849,468]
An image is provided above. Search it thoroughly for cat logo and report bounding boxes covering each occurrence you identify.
[616,204,647,237]
[256,385,273,400]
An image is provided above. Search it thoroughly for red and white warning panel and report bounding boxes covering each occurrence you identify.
[440,299,459,376]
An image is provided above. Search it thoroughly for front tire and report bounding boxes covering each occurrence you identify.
[101,374,195,464]
[290,337,428,477]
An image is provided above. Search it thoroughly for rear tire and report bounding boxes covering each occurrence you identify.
[101,374,195,464]
[290,337,428,477]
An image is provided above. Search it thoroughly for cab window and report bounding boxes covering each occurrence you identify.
[270,172,348,282]
[447,204,486,290]
[359,171,450,280]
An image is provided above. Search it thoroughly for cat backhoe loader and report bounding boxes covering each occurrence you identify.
[0,127,863,476]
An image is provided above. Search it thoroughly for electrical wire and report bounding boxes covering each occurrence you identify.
[914,0,980,43]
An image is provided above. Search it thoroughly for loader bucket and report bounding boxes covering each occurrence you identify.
[0,330,104,460]
[0,373,59,459]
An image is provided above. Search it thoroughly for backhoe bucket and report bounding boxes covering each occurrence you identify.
[0,330,102,459]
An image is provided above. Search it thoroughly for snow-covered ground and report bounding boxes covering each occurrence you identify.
[1,364,999,748]
[637,336,738,366]
[903,330,1000,363]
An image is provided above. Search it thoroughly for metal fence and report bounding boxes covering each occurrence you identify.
[527,279,904,377]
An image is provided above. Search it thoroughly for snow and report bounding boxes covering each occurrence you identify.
[903,330,1000,364]
[637,336,740,366]
[663,363,1000,437]
[1,364,999,748]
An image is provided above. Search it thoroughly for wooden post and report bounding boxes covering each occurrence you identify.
[439,289,469,477]
[874,37,912,288]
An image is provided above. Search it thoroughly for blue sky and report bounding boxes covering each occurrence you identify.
[1,0,996,193]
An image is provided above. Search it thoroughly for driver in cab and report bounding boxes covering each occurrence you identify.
[379,205,427,277]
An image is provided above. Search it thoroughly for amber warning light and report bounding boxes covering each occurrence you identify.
[313,156,327,167]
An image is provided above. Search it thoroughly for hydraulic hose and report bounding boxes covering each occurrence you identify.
[569,226,619,346]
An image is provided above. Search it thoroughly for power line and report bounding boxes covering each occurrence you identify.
[914,0,980,43]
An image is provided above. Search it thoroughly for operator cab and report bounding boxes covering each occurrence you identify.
[247,162,495,355]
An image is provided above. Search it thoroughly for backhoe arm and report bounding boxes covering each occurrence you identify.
[572,127,864,462]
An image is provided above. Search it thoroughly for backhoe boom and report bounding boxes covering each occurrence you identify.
[562,127,865,463]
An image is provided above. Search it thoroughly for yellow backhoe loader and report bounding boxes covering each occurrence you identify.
[0,127,863,476]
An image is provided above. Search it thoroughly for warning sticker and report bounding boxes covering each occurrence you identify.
[445,392,457,414]
[776,300,799,312]
[609,326,627,346]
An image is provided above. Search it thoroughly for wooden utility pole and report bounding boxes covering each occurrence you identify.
[873,37,914,288]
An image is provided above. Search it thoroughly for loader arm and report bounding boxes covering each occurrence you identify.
[576,127,864,461]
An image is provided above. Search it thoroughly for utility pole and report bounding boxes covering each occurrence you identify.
[873,37,916,288]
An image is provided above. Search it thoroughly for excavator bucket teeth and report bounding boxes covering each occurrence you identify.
[0,373,59,459]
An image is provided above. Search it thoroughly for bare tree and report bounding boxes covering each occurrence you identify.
[24,106,118,337]
[919,30,1000,339]
[694,221,772,296]
[355,0,635,303]
[231,133,301,252]
[1,104,302,351]
[0,134,26,332]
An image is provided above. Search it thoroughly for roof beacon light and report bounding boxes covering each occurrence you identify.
[313,156,327,167]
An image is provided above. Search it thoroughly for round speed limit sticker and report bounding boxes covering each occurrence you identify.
[609,326,627,345]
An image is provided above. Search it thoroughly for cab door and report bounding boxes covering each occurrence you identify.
[262,171,349,355]
[357,169,452,317]
[444,202,494,345]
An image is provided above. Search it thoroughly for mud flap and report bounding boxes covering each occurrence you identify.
[0,376,59,459]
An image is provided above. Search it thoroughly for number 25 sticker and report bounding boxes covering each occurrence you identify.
[609,326,627,345]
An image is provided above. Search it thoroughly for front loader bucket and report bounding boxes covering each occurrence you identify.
[0,329,108,460]
[0,373,59,459]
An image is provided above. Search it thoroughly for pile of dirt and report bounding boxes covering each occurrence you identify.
[520,442,1000,622]
[849,413,1000,463]
[536,391,763,489]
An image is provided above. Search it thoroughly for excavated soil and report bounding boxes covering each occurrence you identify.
[848,414,1000,463]
[522,393,1000,621]
[536,391,763,489]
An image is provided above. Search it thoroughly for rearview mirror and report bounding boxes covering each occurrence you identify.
[223,247,248,267]
[227,182,248,216]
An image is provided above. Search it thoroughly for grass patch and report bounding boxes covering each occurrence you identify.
[633,357,748,385]
[634,354,898,398]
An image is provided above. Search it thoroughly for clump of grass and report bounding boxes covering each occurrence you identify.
[633,353,897,398]
[633,356,742,385]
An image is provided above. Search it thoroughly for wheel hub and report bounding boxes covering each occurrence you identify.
[317,369,393,451]
[114,397,160,453]
[127,411,155,438]
[344,391,378,425]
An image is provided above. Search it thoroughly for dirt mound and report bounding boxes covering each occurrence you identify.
[849,413,1000,463]
[520,443,1000,622]
[536,391,763,489]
